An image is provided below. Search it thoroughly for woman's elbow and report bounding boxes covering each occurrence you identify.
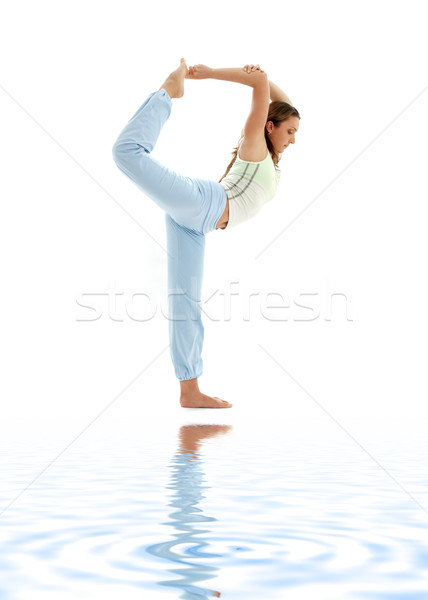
[251,69,268,87]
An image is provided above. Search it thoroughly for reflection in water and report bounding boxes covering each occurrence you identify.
[146,425,232,599]
[2,421,428,598]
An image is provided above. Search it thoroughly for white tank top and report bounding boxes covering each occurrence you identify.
[219,146,281,229]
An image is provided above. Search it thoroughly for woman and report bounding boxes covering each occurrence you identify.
[112,58,300,409]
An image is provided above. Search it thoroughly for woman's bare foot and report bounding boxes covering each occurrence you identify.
[180,392,233,409]
[179,377,232,408]
[159,58,188,99]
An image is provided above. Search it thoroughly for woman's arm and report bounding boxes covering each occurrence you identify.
[186,64,266,88]
[209,67,267,87]
[268,80,293,105]
[241,64,293,105]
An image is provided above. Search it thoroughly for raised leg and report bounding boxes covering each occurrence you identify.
[113,86,217,231]
[112,57,227,234]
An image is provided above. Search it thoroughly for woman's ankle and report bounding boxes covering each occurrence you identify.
[180,377,200,396]
[159,79,176,99]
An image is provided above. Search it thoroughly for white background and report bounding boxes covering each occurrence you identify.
[0,0,427,442]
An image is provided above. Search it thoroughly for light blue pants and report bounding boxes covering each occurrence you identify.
[112,88,227,381]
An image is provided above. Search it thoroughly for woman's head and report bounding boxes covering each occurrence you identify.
[265,102,300,156]
[219,101,301,182]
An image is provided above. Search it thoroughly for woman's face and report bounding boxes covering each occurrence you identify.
[268,117,300,154]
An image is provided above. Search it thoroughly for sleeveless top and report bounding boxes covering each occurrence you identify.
[219,146,281,229]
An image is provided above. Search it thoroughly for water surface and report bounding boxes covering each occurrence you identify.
[1,417,427,599]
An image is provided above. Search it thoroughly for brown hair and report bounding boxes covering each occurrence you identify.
[218,101,301,182]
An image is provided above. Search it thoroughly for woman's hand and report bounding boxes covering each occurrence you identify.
[185,64,213,80]
[243,63,264,74]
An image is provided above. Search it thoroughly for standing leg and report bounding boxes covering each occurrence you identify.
[165,213,205,381]
[165,213,232,409]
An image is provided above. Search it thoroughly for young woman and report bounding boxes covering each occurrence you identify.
[112,58,300,409]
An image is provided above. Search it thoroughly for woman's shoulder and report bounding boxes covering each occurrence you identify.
[237,136,270,163]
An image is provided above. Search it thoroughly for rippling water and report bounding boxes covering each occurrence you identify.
[1,417,427,599]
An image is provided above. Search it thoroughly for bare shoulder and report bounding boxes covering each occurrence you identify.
[238,134,269,162]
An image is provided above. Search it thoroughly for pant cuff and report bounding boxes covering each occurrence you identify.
[158,87,173,104]
[178,371,203,381]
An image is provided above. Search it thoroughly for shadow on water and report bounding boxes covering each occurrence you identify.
[146,424,233,599]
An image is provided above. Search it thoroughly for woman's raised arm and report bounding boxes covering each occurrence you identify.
[268,80,293,105]
[241,64,293,105]
[186,64,267,88]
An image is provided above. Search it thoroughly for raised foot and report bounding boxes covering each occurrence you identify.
[162,58,188,99]
[180,392,233,409]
